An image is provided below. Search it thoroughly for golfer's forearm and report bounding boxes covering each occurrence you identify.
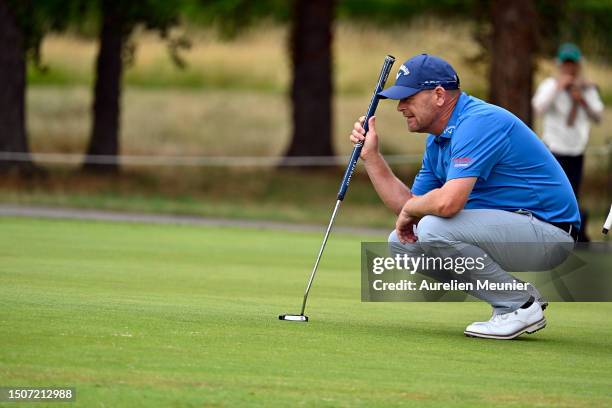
[403,187,465,218]
[402,189,447,218]
[364,153,411,214]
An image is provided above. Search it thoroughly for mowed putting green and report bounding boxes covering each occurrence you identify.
[0,217,610,407]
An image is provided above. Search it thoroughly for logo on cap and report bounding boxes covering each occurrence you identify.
[379,54,459,100]
[396,65,410,79]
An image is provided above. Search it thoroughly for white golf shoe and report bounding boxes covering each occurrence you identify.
[464,301,546,340]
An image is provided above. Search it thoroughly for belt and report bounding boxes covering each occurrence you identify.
[550,222,578,242]
[514,210,579,242]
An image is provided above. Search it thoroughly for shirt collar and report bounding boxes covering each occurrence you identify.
[434,92,468,143]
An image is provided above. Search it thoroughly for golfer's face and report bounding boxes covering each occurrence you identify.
[397,90,436,133]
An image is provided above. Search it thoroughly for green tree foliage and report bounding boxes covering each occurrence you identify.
[543,0,612,59]
[337,0,612,59]
[6,0,81,67]
[180,0,289,38]
[336,0,475,22]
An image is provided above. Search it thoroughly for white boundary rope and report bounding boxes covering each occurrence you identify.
[0,151,423,166]
[0,144,610,167]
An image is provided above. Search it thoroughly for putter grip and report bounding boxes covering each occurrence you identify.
[337,55,395,201]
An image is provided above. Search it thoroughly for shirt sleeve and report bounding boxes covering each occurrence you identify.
[583,85,604,116]
[411,143,443,196]
[446,114,508,182]
[532,78,558,115]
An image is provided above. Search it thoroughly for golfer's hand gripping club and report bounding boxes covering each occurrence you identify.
[338,55,395,201]
[279,55,395,322]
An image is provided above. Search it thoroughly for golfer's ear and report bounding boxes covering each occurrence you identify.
[435,86,446,106]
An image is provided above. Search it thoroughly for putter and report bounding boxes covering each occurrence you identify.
[279,55,395,322]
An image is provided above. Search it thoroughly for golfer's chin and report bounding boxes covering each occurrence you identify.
[406,119,421,132]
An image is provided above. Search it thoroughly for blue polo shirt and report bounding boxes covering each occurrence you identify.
[411,92,580,228]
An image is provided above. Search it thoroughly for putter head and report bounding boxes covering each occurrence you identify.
[279,314,308,322]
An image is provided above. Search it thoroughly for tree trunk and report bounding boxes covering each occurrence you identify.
[84,4,129,173]
[285,0,335,159]
[488,0,538,127]
[0,0,32,172]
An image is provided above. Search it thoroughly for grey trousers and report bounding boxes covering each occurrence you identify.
[388,209,575,313]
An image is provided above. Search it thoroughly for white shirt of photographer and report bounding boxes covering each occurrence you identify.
[532,77,604,156]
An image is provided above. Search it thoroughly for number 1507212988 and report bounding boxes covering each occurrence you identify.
[1,387,75,402]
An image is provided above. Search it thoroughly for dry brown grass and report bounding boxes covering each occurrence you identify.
[29,21,611,159]
[26,86,424,157]
[36,20,612,94]
[34,20,494,94]
[27,86,610,161]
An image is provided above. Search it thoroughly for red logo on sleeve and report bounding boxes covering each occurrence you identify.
[452,157,472,168]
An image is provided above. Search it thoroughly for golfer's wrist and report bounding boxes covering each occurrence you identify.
[363,151,384,165]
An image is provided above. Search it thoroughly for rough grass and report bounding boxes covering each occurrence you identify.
[0,163,609,240]
[0,217,610,407]
[0,169,401,228]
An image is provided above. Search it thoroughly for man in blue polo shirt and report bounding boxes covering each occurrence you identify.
[350,54,579,340]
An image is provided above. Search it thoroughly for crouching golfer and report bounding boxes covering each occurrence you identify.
[350,54,579,339]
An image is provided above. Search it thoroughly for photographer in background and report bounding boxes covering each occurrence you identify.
[532,43,604,242]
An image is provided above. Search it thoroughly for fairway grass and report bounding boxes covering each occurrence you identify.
[1,217,611,407]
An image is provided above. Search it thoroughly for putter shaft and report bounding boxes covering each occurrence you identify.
[300,199,342,315]
[286,55,395,321]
